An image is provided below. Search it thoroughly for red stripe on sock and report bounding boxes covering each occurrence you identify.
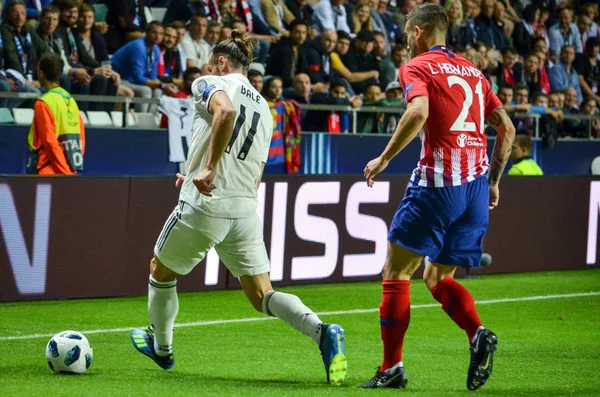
[380,280,410,371]
[431,277,483,344]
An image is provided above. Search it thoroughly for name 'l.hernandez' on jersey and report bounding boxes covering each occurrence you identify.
[180,73,274,218]
[399,45,503,188]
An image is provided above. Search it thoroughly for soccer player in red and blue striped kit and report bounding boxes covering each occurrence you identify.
[360,3,515,391]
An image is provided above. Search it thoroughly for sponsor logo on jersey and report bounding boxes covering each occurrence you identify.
[457,133,485,148]
[457,133,467,147]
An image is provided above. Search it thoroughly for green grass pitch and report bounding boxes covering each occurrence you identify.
[1,269,599,396]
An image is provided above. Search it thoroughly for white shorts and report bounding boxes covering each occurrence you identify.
[154,201,270,278]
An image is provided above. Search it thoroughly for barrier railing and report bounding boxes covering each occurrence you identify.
[1,92,599,138]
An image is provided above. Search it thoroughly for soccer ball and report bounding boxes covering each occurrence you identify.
[46,331,93,374]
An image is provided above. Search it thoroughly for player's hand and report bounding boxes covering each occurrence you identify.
[489,184,500,210]
[364,156,389,187]
[175,172,186,188]
[193,167,217,196]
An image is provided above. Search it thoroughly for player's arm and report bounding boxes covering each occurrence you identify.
[486,107,515,187]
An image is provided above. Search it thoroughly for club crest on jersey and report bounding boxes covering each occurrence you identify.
[457,133,467,148]
[404,83,413,100]
[197,80,207,96]
[202,85,217,103]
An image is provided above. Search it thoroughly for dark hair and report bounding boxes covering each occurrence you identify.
[41,5,59,17]
[183,67,202,80]
[406,3,448,33]
[532,37,546,47]
[498,84,514,93]
[248,69,263,78]
[560,44,575,53]
[585,37,600,56]
[514,83,529,94]
[365,82,382,92]
[373,31,385,38]
[392,45,407,54]
[289,19,309,32]
[6,0,26,13]
[336,30,351,42]
[212,29,255,69]
[581,96,598,109]
[502,47,517,56]
[39,52,64,82]
[525,52,540,61]
[329,78,347,92]
[56,0,78,11]
[262,76,283,99]
[531,91,547,104]
[207,20,221,29]
[522,4,540,23]
[147,21,164,31]
[78,2,94,14]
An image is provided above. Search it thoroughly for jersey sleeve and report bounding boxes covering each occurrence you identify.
[191,75,226,112]
[398,62,429,103]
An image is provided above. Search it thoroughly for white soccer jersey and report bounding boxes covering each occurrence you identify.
[158,96,194,163]
[180,73,272,218]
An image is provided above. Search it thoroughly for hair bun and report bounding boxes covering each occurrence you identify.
[231,29,244,40]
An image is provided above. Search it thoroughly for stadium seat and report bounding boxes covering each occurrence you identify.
[80,111,89,126]
[110,111,137,127]
[135,112,160,129]
[12,108,34,125]
[93,4,108,23]
[87,111,114,127]
[144,7,154,24]
[592,156,600,175]
[0,108,15,124]
[151,7,167,23]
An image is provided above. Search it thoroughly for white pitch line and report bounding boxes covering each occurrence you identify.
[1,291,599,342]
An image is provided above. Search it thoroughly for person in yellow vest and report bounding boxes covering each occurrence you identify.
[507,135,544,176]
[27,52,86,175]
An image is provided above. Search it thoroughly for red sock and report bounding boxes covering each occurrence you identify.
[380,280,410,371]
[431,277,482,344]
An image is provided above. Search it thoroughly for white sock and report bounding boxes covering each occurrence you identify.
[262,290,323,344]
[148,276,179,356]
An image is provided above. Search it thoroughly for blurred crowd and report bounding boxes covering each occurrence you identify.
[0,0,599,137]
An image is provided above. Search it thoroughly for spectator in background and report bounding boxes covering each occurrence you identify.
[512,4,540,56]
[497,84,514,105]
[461,0,478,48]
[445,0,465,49]
[494,0,513,40]
[562,86,586,137]
[349,2,373,35]
[55,0,114,111]
[260,0,295,38]
[159,66,201,129]
[521,52,543,96]
[580,2,599,38]
[535,49,551,94]
[182,13,209,69]
[373,30,395,89]
[158,24,184,93]
[230,19,275,66]
[548,8,582,63]
[574,37,600,101]
[266,20,313,88]
[341,29,379,94]
[329,29,378,93]
[391,44,408,77]
[111,21,165,113]
[285,0,314,22]
[326,0,351,35]
[262,75,283,101]
[171,20,188,74]
[75,3,133,105]
[475,0,506,50]
[508,135,543,175]
[105,0,147,54]
[495,47,521,86]
[576,12,593,51]
[27,53,85,175]
[376,0,400,44]
[248,68,264,92]
[580,96,600,138]
[1,0,46,93]
[284,72,311,103]
[305,29,337,85]
[303,78,362,133]
[549,45,583,103]
[204,20,221,52]
[548,91,560,108]
[368,0,390,53]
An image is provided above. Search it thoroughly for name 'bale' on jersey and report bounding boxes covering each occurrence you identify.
[181,73,273,218]
[399,46,503,188]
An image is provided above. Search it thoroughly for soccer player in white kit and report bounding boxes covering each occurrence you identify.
[130,30,347,386]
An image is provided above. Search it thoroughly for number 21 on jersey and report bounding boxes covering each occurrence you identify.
[447,76,485,134]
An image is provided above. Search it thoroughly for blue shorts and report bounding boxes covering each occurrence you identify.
[388,176,489,268]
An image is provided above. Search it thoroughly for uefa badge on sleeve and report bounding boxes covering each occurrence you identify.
[197,80,207,99]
